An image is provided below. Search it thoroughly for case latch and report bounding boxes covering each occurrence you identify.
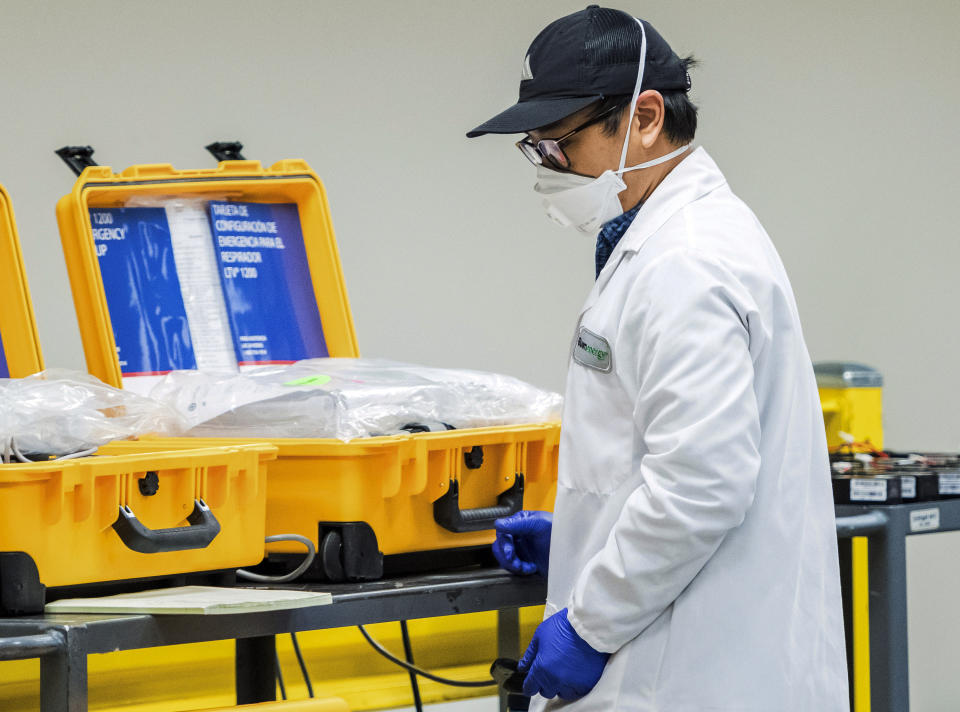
[55,146,99,177]
[205,141,246,162]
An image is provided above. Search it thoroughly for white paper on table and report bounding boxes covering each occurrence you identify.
[45,586,332,615]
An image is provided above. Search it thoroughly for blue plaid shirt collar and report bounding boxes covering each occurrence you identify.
[595,202,642,279]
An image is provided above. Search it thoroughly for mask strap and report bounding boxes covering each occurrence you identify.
[620,143,692,174]
[617,18,648,173]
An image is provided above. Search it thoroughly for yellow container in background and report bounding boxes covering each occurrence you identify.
[815,362,884,452]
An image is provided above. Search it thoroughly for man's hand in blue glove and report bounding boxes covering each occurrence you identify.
[519,608,610,700]
[492,510,552,576]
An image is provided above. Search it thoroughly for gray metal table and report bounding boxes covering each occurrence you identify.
[835,498,960,712]
[0,568,547,712]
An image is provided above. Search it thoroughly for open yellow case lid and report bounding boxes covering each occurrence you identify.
[56,159,359,390]
[0,183,44,377]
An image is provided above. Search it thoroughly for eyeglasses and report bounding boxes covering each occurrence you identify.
[516,101,624,171]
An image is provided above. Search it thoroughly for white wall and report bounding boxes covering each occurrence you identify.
[1,0,958,450]
[2,0,958,450]
[1,0,959,706]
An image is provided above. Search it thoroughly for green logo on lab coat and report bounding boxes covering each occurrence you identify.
[574,327,613,373]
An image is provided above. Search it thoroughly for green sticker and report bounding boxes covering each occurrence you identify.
[283,375,331,387]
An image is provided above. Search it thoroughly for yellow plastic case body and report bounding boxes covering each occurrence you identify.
[0,444,274,588]
[56,160,560,562]
[815,362,884,452]
[0,183,43,377]
[104,423,558,557]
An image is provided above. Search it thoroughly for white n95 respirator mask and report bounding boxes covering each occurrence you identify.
[533,17,690,234]
[534,166,628,233]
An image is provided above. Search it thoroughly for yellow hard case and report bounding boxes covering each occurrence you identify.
[0,183,43,377]
[0,444,274,610]
[0,180,276,613]
[56,160,559,579]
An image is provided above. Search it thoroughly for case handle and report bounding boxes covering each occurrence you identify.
[433,474,524,533]
[112,499,221,554]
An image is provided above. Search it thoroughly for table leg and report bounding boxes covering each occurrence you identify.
[837,538,854,710]
[868,512,910,712]
[40,628,87,712]
[498,609,521,712]
[236,635,277,704]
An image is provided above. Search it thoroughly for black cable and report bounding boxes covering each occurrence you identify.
[400,621,424,712]
[357,625,496,688]
[275,651,287,700]
[290,632,314,698]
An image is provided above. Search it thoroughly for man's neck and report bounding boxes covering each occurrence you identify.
[618,144,691,212]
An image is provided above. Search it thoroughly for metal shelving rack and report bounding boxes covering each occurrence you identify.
[835,498,960,711]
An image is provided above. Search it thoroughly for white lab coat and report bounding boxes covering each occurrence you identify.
[531,148,848,711]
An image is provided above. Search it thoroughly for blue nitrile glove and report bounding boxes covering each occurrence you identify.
[519,608,610,700]
[492,510,552,576]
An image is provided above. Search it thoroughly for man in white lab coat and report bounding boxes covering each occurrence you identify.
[468,6,848,711]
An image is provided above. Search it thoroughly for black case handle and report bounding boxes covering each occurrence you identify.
[433,474,524,533]
[112,499,221,554]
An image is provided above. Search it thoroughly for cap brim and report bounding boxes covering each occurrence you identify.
[466,95,602,138]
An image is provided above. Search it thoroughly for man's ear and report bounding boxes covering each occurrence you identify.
[632,90,665,149]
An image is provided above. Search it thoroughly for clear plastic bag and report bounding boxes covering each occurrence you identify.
[0,369,186,460]
[148,358,563,440]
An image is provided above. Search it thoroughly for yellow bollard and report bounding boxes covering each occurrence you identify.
[852,537,871,712]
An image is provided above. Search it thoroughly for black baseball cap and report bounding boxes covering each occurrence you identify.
[467,6,690,138]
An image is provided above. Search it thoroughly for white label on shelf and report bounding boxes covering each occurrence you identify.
[850,478,887,502]
[939,473,960,495]
[901,476,917,499]
[910,508,940,533]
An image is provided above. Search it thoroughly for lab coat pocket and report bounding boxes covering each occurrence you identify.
[556,417,638,496]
